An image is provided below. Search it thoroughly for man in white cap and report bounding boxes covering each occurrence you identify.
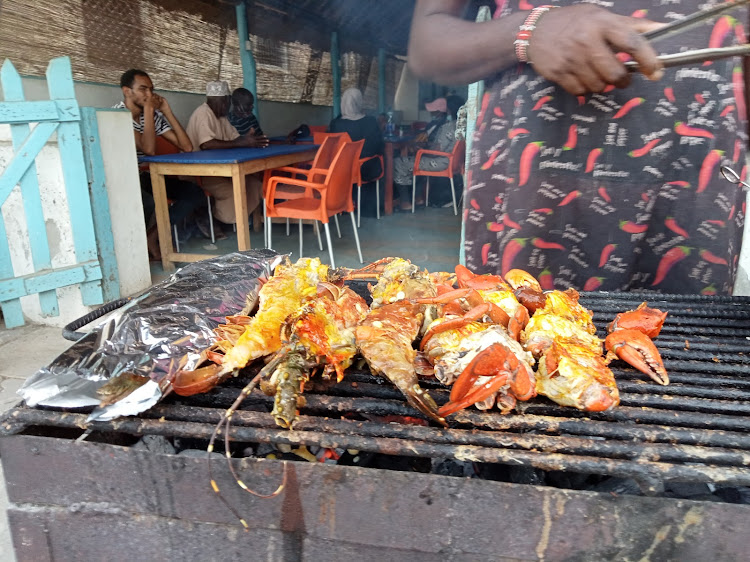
[186,80,269,231]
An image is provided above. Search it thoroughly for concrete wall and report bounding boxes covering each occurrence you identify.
[4,76,333,137]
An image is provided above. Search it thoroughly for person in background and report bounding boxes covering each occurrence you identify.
[115,68,206,260]
[227,87,264,136]
[329,87,385,182]
[186,80,268,233]
[392,96,463,211]
[408,0,747,295]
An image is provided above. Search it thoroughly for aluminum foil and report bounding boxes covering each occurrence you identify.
[18,250,284,421]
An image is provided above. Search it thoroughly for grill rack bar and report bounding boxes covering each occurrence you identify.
[3,406,750,495]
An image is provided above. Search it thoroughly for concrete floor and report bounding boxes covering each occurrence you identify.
[0,203,461,561]
[0,324,72,562]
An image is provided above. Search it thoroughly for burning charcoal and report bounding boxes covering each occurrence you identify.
[712,486,750,505]
[587,477,643,496]
[133,434,176,454]
[474,464,545,485]
[177,449,223,460]
[431,458,476,478]
[665,482,714,499]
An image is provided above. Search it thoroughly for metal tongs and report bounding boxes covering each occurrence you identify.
[625,0,750,72]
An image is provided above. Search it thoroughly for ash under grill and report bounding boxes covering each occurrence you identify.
[4,292,750,496]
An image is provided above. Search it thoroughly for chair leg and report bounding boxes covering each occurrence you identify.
[263,199,268,248]
[315,220,323,251]
[173,224,180,253]
[411,175,416,213]
[266,216,272,249]
[323,222,335,269]
[425,178,430,208]
[207,196,215,243]
[450,176,457,215]
[299,219,303,258]
[349,211,364,264]
[376,179,380,220]
[357,184,361,227]
[286,218,290,236]
[334,214,341,238]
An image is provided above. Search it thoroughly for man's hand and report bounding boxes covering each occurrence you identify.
[527,5,664,95]
[238,131,270,148]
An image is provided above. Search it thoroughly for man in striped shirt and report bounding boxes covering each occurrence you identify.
[117,69,207,259]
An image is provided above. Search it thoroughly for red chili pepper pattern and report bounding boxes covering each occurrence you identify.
[464,0,746,295]
[652,247,691,286]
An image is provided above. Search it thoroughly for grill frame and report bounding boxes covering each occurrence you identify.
[3,291,750,560]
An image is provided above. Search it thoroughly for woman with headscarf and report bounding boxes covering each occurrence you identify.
[329,87,384,183]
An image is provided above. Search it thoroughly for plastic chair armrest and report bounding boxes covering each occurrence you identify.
[414,148,450,170]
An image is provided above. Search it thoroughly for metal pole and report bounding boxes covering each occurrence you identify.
[331,31,341,118]
[235,1,259,119]
[378,48,386,115]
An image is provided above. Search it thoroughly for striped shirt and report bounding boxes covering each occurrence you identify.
[113,101,171,159]
[227,111,263,136]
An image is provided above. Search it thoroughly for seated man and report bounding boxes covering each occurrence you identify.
[186,81,268,232]
[116,69,208,259]
[227,87,263,136]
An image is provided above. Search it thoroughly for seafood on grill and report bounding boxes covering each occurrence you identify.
[172,257,329,396]
[605,302,669,385]
[355,258,446,425]
[516,277,620,412]
[259,282,369,428]
[414,266,536,416]
[421,322,536,416]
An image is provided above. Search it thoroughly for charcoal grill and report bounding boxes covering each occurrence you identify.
[2,291,750,561]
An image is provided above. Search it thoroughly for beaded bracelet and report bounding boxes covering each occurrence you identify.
[514,5,558,63]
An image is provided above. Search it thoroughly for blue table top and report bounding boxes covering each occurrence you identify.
[141,144,319,165]
[269,136,314,143]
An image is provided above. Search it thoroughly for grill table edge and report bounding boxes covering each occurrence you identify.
[1,435,748,561]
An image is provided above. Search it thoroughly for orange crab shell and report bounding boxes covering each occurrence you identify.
[607,302,668,339]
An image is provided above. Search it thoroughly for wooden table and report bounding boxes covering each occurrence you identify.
[383,135,415,215]
[141,145,317,271]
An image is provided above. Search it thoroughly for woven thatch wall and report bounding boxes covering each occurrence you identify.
[0,0,403,107]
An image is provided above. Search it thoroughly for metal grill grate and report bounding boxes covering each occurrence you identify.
[3,292,750,494]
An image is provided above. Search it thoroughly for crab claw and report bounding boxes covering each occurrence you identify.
[605,329,669,385]
[607,302,667,338]
[438,342,536,417]
[173,364,229,396]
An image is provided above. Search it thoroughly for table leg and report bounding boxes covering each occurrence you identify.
[232,165,251,251]
[150,168,176,272]
[384,141,394,215]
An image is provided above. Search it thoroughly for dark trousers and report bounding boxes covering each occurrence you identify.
[139,172,206,225]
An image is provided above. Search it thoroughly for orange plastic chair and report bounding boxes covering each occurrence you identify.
[309,125,328,134]
[262,135,347,247]
[265,140,365,268]
[412,139,465,216]
[315,132,383,227]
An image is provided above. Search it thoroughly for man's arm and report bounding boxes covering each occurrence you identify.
[157,95,192,152]
[200,127,269,150]
[408,0,663,95]
[135,104,158,155]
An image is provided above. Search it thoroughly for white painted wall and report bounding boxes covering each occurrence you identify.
[96,109,151,298]
[4,76,333,137]
[0,109,152,327]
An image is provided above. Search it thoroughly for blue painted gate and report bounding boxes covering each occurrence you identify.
[0,56,119,328]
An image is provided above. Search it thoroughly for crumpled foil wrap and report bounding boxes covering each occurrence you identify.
[18,250,283,422]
